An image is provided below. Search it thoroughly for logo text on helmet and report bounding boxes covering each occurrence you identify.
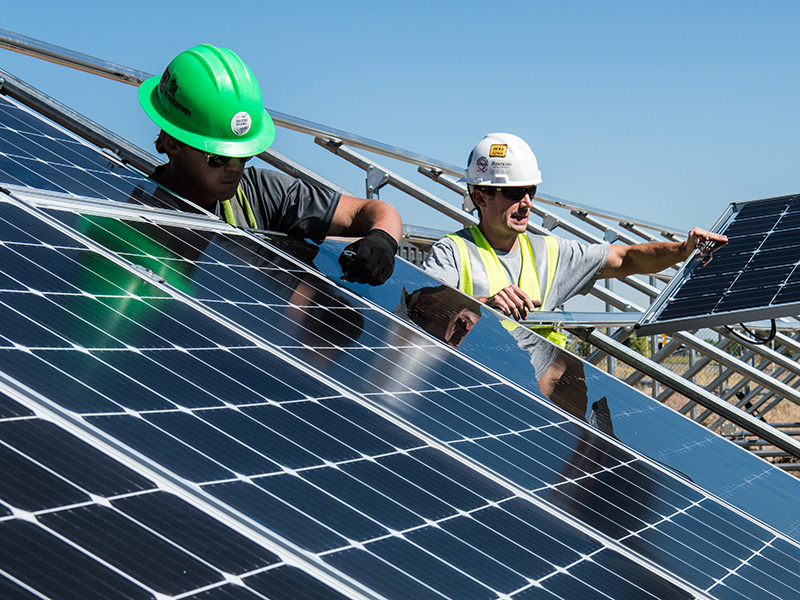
[158,70,191,117]
[476,157,488,172]
[489,144,507,158]
[231,112,252,136]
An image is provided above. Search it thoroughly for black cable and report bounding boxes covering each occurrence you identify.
[723,319,777,345]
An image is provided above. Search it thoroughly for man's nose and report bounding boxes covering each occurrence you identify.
[226,157,247,169]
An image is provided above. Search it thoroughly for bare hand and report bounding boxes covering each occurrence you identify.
[686,227,728,266]
[484,285,541,320]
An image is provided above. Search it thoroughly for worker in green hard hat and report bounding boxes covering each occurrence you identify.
[138,44,402,286]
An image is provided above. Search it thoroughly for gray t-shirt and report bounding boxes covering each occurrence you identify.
[146,166,341,242]
[423,228,609,379]
[237,168,341,241]
[423,229,609,310]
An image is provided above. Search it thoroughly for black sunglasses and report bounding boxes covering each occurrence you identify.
[189,145,253,169]
[485,185,537,202]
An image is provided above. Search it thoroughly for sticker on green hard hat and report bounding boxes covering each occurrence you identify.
[231,111,252,137]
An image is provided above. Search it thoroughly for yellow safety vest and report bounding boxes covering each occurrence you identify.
[446,226,567,347]
[219,186,258,229]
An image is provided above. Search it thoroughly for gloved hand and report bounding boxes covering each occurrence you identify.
[338,229,398,285]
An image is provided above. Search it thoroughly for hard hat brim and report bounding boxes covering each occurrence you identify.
[458,174,543,186]
[138,75,276,157]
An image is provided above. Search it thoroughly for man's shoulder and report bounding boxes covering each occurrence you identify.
[444,226,472,238]
[241,166,291,188]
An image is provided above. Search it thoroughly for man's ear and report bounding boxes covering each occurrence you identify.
[472,189,487,210]
[159,132,183,156]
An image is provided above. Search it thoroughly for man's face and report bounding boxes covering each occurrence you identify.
[411,288,481,347]
[477,186,535,238]
[167,141,251,208]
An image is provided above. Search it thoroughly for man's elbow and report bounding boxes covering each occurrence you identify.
[599,246,627,278]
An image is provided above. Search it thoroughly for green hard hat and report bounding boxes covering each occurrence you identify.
[138,44,276,157]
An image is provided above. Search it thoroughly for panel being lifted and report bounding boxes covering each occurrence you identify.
[637,193,800,335]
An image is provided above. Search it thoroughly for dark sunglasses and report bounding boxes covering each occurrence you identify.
[486,185,537,202]
[189,145,253,169]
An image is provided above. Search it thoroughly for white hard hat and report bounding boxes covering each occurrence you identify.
[459,133,543,187]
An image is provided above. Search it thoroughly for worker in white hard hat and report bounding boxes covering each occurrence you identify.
[423,133,727,430]
[424,132,728,348]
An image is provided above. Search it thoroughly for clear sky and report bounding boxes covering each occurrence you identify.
[2,1,799,236]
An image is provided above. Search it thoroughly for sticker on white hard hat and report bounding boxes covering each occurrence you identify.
[231,112,252,136]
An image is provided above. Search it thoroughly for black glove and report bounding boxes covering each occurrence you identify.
[338,229,398,285]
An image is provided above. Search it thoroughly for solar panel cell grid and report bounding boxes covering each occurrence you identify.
[0,199,710,599]
[0,97,158,204]
[0,389,362,600]
[640,193,800,330]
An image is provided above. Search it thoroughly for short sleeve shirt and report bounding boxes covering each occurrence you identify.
[423,229,610,310]
[146,166,341,242]
[238,168,341,241]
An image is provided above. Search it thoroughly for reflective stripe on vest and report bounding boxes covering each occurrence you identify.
[220,185,258,229]
[446,226,567,347]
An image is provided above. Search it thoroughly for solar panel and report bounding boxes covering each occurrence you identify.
[637,193,800,335]
[3,84,800,599]
[0,195,706,599]
[3,188,800,599]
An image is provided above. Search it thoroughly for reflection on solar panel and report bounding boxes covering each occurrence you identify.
[3,85,800,599]
[312,242,800,541]
[638,194,800,334]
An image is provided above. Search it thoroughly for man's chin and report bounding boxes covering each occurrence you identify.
[217,181,241,197]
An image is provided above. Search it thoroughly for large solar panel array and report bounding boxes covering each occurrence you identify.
[638,194,800,334]
[2,86,800,599]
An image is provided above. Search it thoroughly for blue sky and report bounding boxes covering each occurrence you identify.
[2,1,799,235]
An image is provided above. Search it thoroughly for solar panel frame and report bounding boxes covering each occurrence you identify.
[638,194,800,335]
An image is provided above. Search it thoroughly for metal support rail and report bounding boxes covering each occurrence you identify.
[315,139,479,228]
[532,192,685,238]
[660,342,743,406]
[621,221,682,242]
[671,331,800,408]
[709,359,800,427]
[702,342,800,428]
[0,28,462,177]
